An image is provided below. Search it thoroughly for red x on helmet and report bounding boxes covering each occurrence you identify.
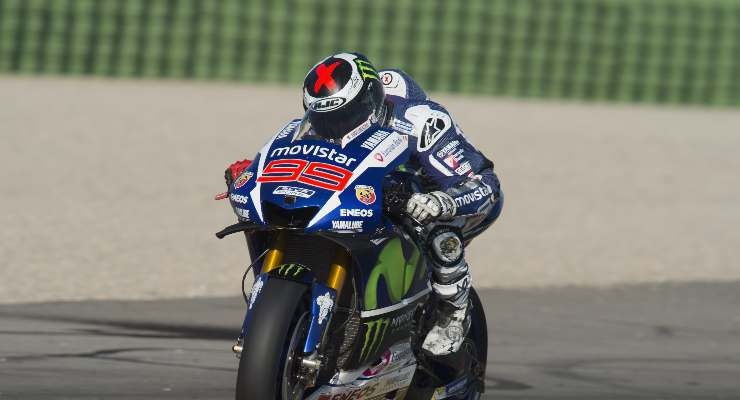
[302,53,385,140]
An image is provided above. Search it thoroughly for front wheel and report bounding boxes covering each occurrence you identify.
[235,278,310,400]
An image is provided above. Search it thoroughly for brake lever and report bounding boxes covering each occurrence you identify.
[403,216,429,240]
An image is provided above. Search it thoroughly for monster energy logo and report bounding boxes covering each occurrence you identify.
[360,318,389,361]
[275,263,308,277]
[354,59,379,81]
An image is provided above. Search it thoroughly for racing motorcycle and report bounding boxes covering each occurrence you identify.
[216,119,488,399]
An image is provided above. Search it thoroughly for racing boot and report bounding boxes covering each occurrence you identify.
[422,294,471,356]
[422,228,473,356]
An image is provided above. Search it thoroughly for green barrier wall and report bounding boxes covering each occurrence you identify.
[1,0,738,106]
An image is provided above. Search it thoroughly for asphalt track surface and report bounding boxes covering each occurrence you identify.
[1,282,739,400]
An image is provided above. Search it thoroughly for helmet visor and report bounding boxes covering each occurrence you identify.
[306,92,376,140]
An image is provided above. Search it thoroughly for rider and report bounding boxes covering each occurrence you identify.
[230,53,503,356]
[304,52,503,356]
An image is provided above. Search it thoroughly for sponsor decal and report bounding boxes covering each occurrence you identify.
[362,350,392,377]
[390,308,414,329]
[453,185,493,207]
[273,186,316,198]
[454,161,472,175]
[379,367,415,394]
[233,171,253,189]
[276,120,301,139]
[360,131,391,150]
[259,160,353,191]
[419,115,450,150]
[442,148,465,169]
[341,118,372,147]
[354,58,379,81]
[349,75,363,89]
[364,239,421,310]
[275,263,308,277]
[373,134,405,161]
[381,72,393,85]
[269,144,357,167]
[355,185,376,205]
[363,132,409,166]
[235,208,250,220]
[229,193,249,204]
[332,220,364,231]
[392,119,413,135]
[436,140,461,158]
[360,318,390,361]
[316,292,334,325]
[391,346,414,364]
[317,383,379,400]
[312,96,347,112]
[340,208,374,218]
[248,277,264,310]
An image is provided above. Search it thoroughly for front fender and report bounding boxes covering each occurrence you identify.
[240,264,337,355]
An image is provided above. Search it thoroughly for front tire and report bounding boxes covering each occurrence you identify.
[235,278,309,400]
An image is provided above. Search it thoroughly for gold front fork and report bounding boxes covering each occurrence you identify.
[261,231,287,273]
[260,231,349,298]
[327,248,350,298]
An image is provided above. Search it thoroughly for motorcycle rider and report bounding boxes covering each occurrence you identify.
[229,53,502,356]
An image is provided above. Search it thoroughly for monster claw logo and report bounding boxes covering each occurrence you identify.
[275,263,308,277]
[354,59,379,81]
[360,318,389,361]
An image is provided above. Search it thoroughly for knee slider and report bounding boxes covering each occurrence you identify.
[428,227,467,282]
[429,227,464,265]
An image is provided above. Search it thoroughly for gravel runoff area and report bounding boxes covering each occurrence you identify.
[1,76,739,303]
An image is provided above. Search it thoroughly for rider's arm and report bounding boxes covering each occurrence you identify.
[410,104,501,218]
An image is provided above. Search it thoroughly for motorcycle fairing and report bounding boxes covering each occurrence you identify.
[231,119,432,314]
[238,227,431,315]
[288,231,432,368]
[228,121,408,235]
[305,341,418,400]
[349,285,430,367]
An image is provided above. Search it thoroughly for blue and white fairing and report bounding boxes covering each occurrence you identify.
[228,119,409,234]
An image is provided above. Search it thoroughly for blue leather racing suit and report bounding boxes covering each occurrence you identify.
[379,69,503,308]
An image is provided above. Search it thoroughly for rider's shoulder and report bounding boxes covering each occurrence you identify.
[388,97,456,152]
[378,69,428,102]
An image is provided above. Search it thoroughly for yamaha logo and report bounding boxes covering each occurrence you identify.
[311,97,346,112]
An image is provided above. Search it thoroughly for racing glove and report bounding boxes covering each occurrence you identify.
[405,191,457,224]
